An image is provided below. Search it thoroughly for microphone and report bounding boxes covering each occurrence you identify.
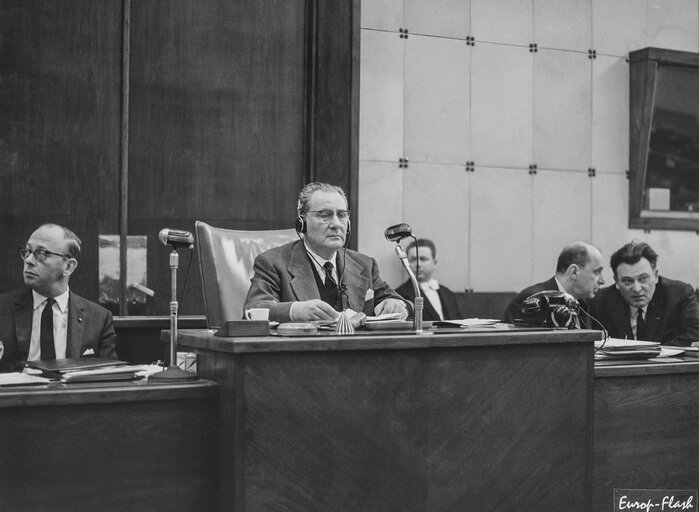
[384,223,412,242]
[159,228,194,249]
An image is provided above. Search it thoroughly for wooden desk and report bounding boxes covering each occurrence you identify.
[0,378,219,512]
[594,358,699,511]
[174,327,598,512]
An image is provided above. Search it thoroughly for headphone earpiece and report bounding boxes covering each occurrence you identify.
[295,215,306,234]
[344,218,351,246]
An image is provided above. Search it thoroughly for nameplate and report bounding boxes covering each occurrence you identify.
[214,320,270,337]
[614,489,697,512]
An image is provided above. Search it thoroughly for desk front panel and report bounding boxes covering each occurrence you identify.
[594,361,699,511]
[182,330,594,512]
[0,380,219,512]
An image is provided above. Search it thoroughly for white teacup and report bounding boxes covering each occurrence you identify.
[245,308,270,321]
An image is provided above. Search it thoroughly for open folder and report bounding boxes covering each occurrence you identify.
[594,338,662,359]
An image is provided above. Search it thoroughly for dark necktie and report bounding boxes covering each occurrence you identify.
[323,261,338,290]
[636,308,646,340]
[40,298,56,360]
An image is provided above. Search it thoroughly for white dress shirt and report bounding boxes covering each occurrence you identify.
[28,289,70,361]
[420,279,444,321]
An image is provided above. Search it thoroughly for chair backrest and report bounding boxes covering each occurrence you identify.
[196,221,298,329]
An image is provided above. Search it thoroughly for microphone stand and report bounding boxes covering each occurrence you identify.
[151,247,198,382]
[393,243,423,333]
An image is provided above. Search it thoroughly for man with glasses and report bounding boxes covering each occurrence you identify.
[0,224,116,372]
[590,241,699,346]
[244,182,409,322]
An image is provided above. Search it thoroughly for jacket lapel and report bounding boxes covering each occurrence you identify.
[14,289,33,359]
[67,292,86,358]
[288,241,321,302]
[644,284,664,341]
[611,291,633,339]
[336,252,370,313]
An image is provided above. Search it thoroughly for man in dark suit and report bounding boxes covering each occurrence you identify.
[503,241,606,324]
[0,224,116,372]
[395,239,462,321]
[244,182,409,323]
[590,241,699,346]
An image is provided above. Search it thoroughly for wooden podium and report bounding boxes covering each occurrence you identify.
[174,327,598,512]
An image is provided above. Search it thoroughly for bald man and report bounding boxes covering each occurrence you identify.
[503,241,606,325]
[0,224,116,372]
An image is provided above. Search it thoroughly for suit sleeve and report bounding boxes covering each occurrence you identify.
[671,284,699,346]
[367,257,412,314]
[97,309,117,359]
[243,253,293,322]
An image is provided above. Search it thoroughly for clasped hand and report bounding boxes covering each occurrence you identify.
[293,299,341,321]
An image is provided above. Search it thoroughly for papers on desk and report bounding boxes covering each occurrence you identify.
[0,372,51,386]
[59,364,157,383]
[595,338,662,360]
[433,318,502,328]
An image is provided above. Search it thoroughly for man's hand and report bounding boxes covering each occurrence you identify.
[292,299,341,321]
[374,298,408,320]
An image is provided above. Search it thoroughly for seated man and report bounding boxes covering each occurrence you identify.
[0,223,117,372]
[502,241,605,325]
[395,239,462,321]
[590,241,699,346]
[244,182,409,322]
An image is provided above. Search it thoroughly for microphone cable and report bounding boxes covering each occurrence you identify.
[177,247,194,306]
[577,307,609,353]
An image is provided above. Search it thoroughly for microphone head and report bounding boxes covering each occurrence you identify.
[384,223,413,242]
[159,228,194,248]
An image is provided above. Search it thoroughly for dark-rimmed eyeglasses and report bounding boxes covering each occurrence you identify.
[307,210,351,222]
[19,247,71,262]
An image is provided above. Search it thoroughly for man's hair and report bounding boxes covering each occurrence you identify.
[406,239,436,259]
[39,223,82,259]
[556,242,594,273]
[297,182,347,216]
[609,241,658,277]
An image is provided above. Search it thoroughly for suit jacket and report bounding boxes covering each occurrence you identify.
[0,288,117,372]
[502,277,560,323]
[395,280,461,321]
[243,240,407,322]
[590,276,699,346]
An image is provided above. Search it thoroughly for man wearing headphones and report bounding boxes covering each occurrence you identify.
[243,182,409,322]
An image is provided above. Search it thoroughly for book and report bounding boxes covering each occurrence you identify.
[26,357,128,377]
[59,365,149,383]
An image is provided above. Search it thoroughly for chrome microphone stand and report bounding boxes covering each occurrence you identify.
[151,238,198,382]
[393,242,423,333]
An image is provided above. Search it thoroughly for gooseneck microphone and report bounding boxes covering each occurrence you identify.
[384,223,423,333]
[159,228,194,249]
[384,223,413,242]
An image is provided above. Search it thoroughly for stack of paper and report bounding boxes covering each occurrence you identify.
[595,338,661,360]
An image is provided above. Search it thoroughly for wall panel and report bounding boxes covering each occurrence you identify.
[0,0,122,297]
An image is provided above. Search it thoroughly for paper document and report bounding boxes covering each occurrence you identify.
[0,372,51,386]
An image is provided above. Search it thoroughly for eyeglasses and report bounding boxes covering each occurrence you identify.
[19,247,71,262]
[307,209,351,222]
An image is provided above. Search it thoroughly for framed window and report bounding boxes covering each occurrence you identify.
[629,47,699,230]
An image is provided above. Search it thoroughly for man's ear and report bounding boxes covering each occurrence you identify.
[64,258,78,277]
[567,264,579,279]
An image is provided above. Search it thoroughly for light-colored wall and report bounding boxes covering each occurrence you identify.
[358,0,699,295]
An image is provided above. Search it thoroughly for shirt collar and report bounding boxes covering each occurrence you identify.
[630,305,648,318]
[32,288,70,313]
[419,279,440,291]
[303,242,337,269]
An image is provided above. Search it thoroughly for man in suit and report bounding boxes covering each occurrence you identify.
[0,223,117,372]
[395,239,462,321]
[590,241,699,346]
[244,182,409,322]
[502,241,606,325]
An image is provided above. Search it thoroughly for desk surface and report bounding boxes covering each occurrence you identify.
[171,326,602,353]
